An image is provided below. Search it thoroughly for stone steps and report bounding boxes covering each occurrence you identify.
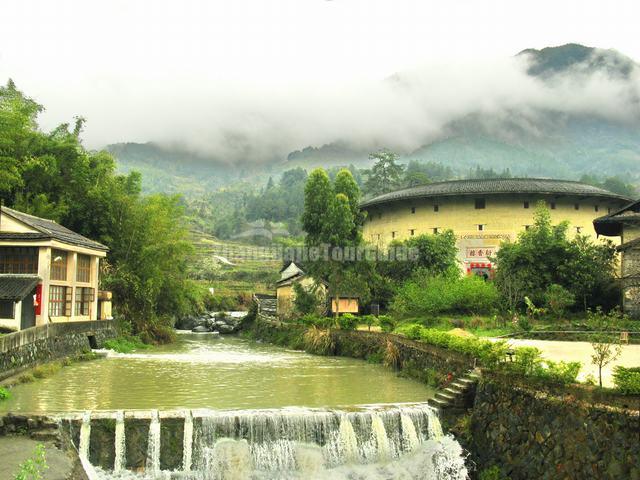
[30,428,59,443]
[429,368,481,411]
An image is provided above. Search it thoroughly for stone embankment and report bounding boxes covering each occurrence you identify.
[0,320,116,381]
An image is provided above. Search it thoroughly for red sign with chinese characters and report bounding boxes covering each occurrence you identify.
[34,284,42,315]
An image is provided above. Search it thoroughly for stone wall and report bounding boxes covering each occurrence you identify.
[470,376,640,480]
[0,320,117,380]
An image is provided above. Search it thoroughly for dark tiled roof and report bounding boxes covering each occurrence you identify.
[360,178,633,208]
[593,199,640,236]
[1,207,108,252]
[0,274,40,300]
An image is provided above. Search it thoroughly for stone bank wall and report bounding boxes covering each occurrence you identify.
[470,378,640,480]
[0,320,117,380]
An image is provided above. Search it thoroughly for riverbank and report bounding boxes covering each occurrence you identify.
[249,317,640,480]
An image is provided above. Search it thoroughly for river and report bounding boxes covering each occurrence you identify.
[1,332,435,413]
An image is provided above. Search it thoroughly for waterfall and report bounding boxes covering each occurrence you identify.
[370,414,392,461]
[146,410,161,474]
[114,411,126,472]
[400,413,420,452]
[183,410,193,472]
[337,415,359,464]
[79,411,91,460]
[88,404,467,479]
[427,408,444,440]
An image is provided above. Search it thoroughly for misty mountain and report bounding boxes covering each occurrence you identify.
[108,142,271,195]
[109,44,640,196]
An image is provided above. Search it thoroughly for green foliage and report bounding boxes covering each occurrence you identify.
[613,366,640,395]
[378,315,397,333]
[544,284,575,319]
[337,313,358,331]
[363,150,404,197]
[479,465,511,480]
[297,314,332,329]
[524,296,545,319]
[104,336,150,353]
[379,231,458,282]
[392,271,499,317]
[0,386,10,401]
[493,202,618,312]
[292,282,321,315]
[14,443,48,480]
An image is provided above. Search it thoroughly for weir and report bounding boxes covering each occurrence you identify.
[58,404,467,479]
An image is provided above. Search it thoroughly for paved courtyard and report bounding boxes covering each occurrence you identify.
[498,338,640,387]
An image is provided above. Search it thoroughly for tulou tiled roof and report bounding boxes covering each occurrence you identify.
[594,199,640,237]
[360,178,632,208]
[0,207,108,252]
[0,274,40,300]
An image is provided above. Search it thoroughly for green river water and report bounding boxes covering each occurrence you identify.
[0,333,434,413]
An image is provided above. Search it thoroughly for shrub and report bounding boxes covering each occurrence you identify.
[613,366,640,395]
[479,466,510,480]
[405,324,423,340]
[544,284,575,319]
[392,272,499,316]
[378,315,397,333]
[293,282,321,315]
[361,315,378,331]
[337,313,358,331]
[543,360,581,384]
[303,326,335,355]
[14,443,48,480]
[0,386,10,401]
[298,314,332,329]
[383,340,401,369]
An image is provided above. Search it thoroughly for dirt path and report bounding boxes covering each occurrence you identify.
[496,338,640,387]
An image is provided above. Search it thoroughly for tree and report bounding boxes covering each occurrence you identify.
[334,169,364,240]
[301,169,369,320]
[363,150,404,197]
[493,202,617,311]
[301,168,333,244]
[588,309,623,388]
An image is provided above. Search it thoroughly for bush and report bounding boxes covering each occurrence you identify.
[395,323,580,384]
[361,315,378,331]
[479,466,510,480]
[337,313,358,331]
[392,272,499,316]
[544,284,575,319]
[293,282,321,315]
[0,386,10,401]
[378,315,397,333]
[298,314,332,329]
[613,366,640,395]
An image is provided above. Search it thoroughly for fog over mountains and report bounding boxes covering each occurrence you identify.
[108,44,640,195]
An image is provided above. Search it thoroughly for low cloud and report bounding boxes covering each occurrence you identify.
[25,50,640,163]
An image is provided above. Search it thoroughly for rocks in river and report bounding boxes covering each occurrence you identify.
[175,311,248,334]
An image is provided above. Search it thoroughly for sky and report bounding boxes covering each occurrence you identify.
[0,0,639,160]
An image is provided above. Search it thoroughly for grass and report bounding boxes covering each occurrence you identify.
[103,336,150,353]
[0,386,10,401]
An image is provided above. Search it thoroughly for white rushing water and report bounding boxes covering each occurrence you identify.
[86,404,467,480]
[79,410,92,460]
[114,410,126,472]
[146,410,161,474]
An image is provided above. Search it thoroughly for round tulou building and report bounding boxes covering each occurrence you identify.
[360,178,632,275]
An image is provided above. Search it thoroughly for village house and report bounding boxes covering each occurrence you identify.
[594,199,640,318]
[0,206,111,331]
[275,262,359,318]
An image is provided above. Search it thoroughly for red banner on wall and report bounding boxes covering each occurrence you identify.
[34,284,42,315]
